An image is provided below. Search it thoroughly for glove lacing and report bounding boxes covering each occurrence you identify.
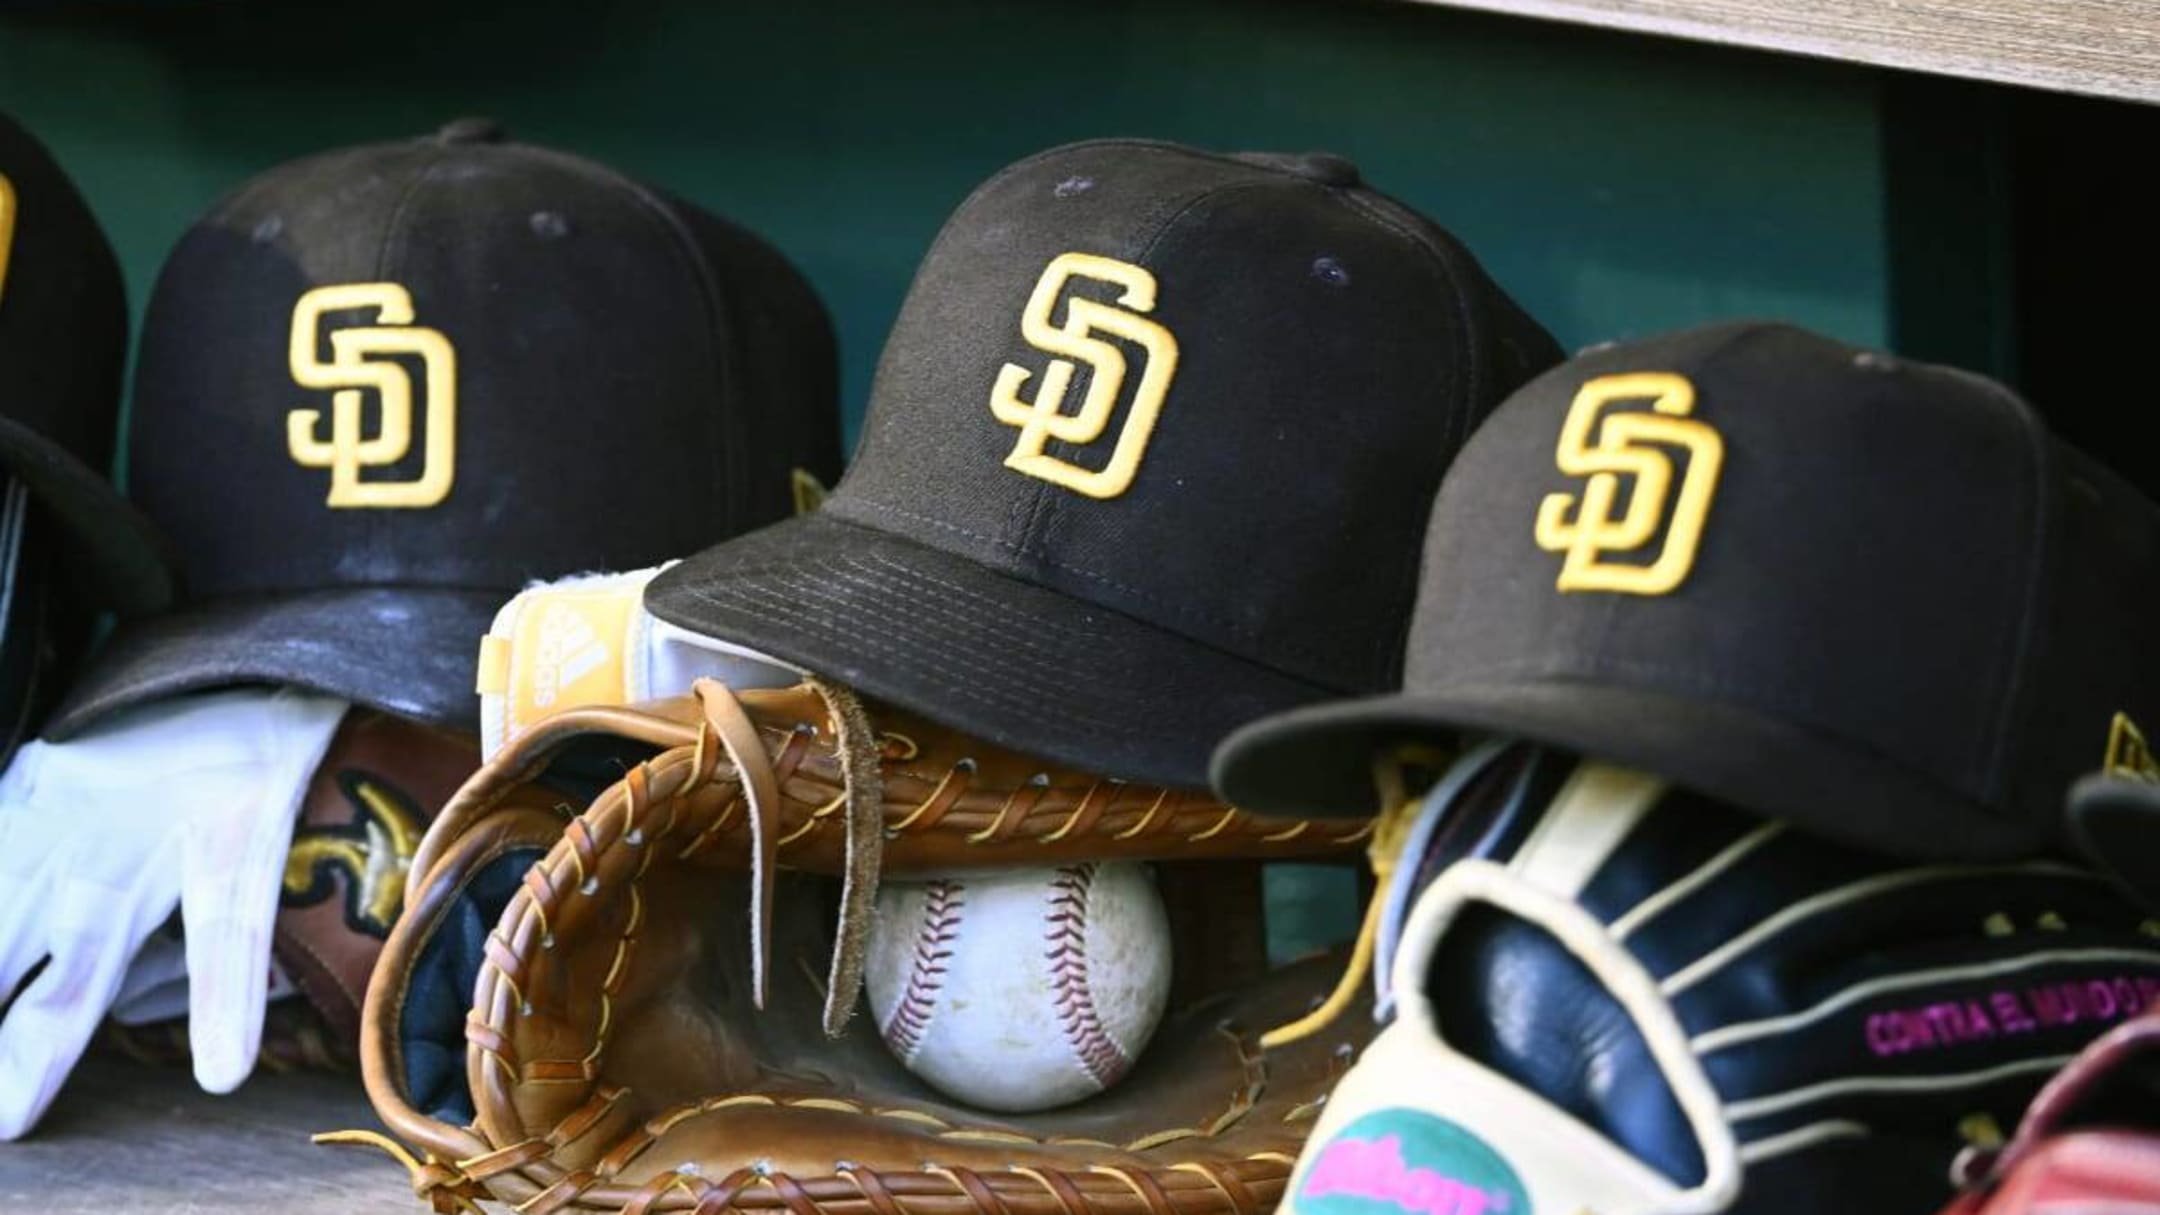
[690,676,884,1036]
[1259,745,1448,1048]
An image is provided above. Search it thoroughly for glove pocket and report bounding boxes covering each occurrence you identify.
[359,789,569,1184]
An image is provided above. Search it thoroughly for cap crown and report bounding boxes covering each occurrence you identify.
[1412,321,2160,849]
[130,125,837,600]
[827,140,1558,694]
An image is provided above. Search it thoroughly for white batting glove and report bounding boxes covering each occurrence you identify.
[0,687,344,1138]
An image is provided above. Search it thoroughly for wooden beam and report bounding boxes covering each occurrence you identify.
[1407,0,2160,104]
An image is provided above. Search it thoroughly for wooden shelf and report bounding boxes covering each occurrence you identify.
[1411,0,2160,103]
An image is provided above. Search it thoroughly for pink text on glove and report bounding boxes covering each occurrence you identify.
[1865,974,2160,1057]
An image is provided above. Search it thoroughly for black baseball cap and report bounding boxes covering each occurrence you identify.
[47,119,838,737]
[1214,322,2160,860]
[0,110,173,620]
[646,139,1560,787]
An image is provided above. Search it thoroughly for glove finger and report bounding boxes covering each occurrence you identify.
[0,860,59,1004]
[179,697,343,1093]
[0,754,62,1003]
[179,816,294,1093]
[0,874,167,1140]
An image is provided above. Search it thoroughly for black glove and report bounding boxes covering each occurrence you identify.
[1284,744,2160,1215]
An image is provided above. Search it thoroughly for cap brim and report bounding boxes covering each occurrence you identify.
[43,585,497,739]
[2067,774,2160,910]
[0,412,174,617]
[1211,679,2032,859]
[644,510,1340,788]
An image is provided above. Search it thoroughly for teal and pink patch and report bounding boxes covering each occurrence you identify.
[1297,1110,1529,1215]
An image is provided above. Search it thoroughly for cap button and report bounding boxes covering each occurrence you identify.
[1235,151,1362,188]
[436,117,508,145]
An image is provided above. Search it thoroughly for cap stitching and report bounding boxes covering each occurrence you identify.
[1333,191,1479,445]
[1012,167,1288,564]
[1326,188,1480,674]
[665,555,1338,779]
[370,146,452,282]
[200,143,385,230]
[832,493,1361,677]
[876,143,1336,561]
[1945,369,2051,802]
[668,570,1137,734]
[833,552,1171,684]
[1002,176,1461,685]
[849,547,1345,698]
[365,145,455,564]
[512,144,747,530]
[1412,673,2037,839]
[1425,651,2018,823]
[716,545,1308,693]
[1711,327,2042,802]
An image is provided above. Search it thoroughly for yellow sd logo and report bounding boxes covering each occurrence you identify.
[990,252,1179,500]
[1534,372,1723,595]
[0,172,17,305]
[287,283,457,509]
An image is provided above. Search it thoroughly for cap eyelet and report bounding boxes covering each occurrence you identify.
[1311,256,1350,287]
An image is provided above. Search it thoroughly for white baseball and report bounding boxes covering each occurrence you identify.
[865,862,1173,1113]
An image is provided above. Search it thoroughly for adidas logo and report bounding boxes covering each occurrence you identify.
[531,603,611,709]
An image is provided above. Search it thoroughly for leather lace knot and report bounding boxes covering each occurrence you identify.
[690,677,884,1034]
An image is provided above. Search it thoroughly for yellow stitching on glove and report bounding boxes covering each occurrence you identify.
[637,1086,1295,1157]
[967,783,1032,843]
[1042,782,1106,843]
[1170,1161,1242,1208]
[1114,789,1171,840]
[891,761,965,830]
[1189,807,1241,842]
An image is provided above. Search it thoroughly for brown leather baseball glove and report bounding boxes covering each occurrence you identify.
[350,678,1376,1215]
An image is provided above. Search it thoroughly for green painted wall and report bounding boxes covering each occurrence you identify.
[3,0,1895,453]
[2,0,1956,959]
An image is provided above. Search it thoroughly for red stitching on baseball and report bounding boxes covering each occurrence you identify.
[883,879,961,1059]
[1046,863,1130,1087]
